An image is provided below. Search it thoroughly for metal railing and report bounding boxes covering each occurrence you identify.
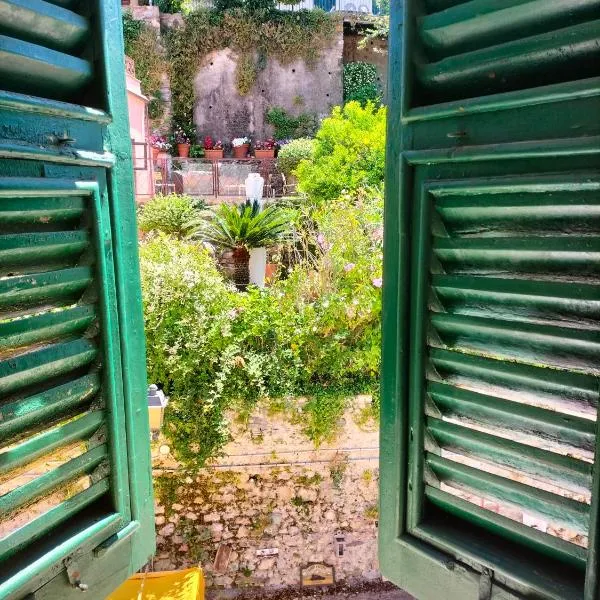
[153,157,281,199]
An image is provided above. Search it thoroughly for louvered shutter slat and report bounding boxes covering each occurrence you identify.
[0,1,154,598]
[381,1,600,598]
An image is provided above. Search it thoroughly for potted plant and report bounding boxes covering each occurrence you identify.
[254,138,277,159]
[204,136,224,160]
[174,126,191,158]
[189,200,292,290]
[231,136,250,159]
[189,145,205,158]
[149,133,171,162]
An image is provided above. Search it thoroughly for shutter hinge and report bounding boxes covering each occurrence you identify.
[64,557,89,592]
[479,567,493,600]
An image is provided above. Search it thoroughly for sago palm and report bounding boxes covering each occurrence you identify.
[189,201,293,290]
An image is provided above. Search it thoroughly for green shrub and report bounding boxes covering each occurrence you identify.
[277,138,315,175]
[122,15,167,119]
[138,194,205,237]
[189,145,205,158]
[140,187,382,470]
[343,62,380,106]
[295,101,386,205]
[265,107,319,140]
[140,237,238,466]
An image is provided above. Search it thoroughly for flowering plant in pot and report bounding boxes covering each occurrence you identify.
[231,136,250,159]
[173,126,191,158]
[254,138,277,159]
[204,136,224,160]
[149,133,172,161]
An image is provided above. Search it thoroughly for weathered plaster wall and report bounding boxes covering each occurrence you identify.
[151,397,381,592]
[192,27,344,141]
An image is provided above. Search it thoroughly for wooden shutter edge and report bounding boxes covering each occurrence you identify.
[379,2,600,599]
[96,0,155,574]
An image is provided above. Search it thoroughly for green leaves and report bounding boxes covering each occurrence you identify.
[295,101,387,205]
[343,61,381,106]
[277,138,315,176]
[189,201,294,250]
[138,194,206,238]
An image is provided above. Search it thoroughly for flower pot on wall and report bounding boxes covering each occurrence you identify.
[232,144,250,159]
[177,143,191,158]
[152,146,160,162]
[254,149,276,159]
[205,149,224,160]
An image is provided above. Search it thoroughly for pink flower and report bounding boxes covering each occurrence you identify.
[372,277,383,288]
[344,263,355,272]
[317,233,331,252]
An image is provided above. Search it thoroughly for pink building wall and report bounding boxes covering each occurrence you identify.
[126,57,154,203]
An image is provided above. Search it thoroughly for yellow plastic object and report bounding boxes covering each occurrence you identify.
[107,568,205,600]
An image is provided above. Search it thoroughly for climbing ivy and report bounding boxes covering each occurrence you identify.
[122,13,167,119]
[165,8,338,128]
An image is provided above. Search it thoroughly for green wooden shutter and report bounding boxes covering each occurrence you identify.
[380,2,600,599]
[0,1,155,598]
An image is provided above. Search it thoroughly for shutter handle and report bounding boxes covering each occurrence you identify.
[47,131,77,147]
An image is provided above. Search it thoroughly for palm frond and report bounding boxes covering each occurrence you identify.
[188,201,295,250]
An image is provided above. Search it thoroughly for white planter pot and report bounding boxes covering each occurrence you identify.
[249,247,267,288]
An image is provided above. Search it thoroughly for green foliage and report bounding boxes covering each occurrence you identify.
[277,138,315,176]
[189,144,205,158]
[190,201,294,250]
[302,392,347,445]
[140,185,382,469]
[122,14,166,119]
[165,9,337,125]
[343,62,380,106]
[138,194,205,238]
[329,455,348,489]
[140,237,238,467]
[235,54,258,96]
[266,107,319,140]
[295,101,386,205]
[122,12,143,52]
[156,0,186,14]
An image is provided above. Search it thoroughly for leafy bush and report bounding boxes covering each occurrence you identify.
[140,187,382,470]
[123,12,143,51]
[343,62,380,106]
[265,107,319,140]
[295,101,386,205]
[138,194,205,237]
[141,237,238,466]
[277,138,315,175]
[122,15,167,119]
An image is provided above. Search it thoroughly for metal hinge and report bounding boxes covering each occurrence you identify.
[64,557,89,592]
[479,567,493,600]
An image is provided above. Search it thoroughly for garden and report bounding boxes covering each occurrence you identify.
[138,101,386,470]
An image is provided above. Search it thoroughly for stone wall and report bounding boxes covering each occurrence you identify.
[151,397,380,592]
[191,28,344,142]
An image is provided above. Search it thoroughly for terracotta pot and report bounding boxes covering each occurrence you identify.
[265,263,278,282]
[232,144,250,159]
[177,143,191,158]
[152,146,160,161]
[254,149,276,159]
[232,246,251,291]
[205,148,224,160]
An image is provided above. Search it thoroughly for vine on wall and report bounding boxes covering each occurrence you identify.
[123,12,167,119]
[165,8,338,133]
